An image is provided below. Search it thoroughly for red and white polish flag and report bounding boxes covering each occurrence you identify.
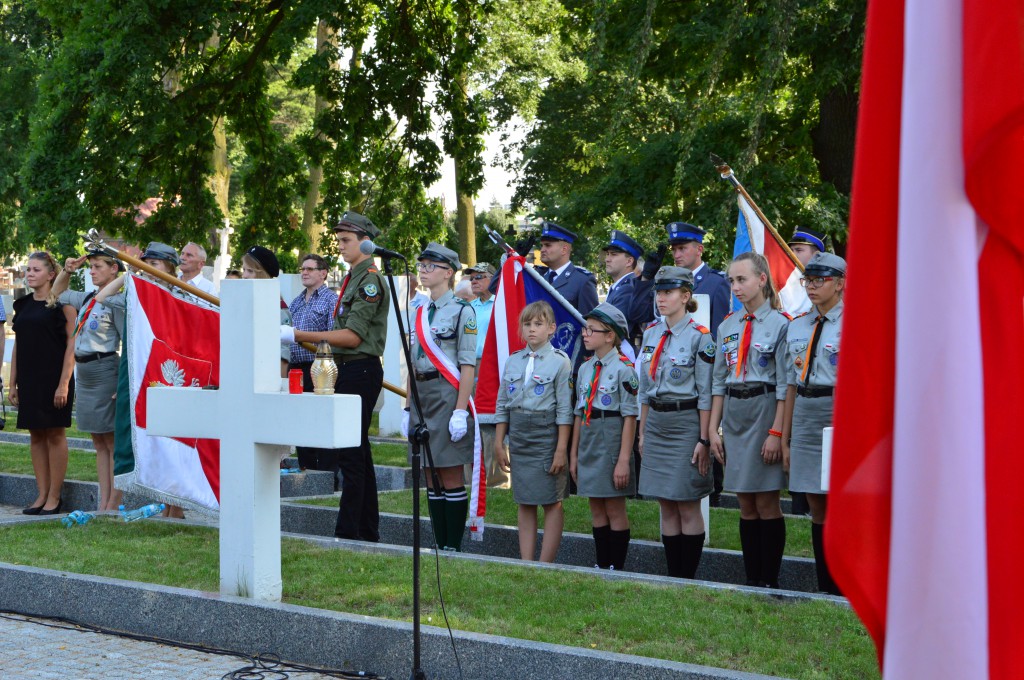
[474,255,528,417]
[829,0,1024,678]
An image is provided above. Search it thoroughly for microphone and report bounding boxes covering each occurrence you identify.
[359,239,406,260]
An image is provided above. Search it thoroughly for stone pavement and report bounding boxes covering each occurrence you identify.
[0,612,342,680]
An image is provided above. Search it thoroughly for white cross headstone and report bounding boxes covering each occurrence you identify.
[146,279,360,601]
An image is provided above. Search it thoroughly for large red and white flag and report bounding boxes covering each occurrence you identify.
[121,275,221,512]
[736,194,810,316]
[828,0,1024,678]
[475,255,528,416]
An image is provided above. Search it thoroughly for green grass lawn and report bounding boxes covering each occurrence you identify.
[0,443,98,481]
[0,518,875,679]
[300,488,813,557]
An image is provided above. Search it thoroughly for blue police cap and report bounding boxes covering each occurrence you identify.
[601,230,642,260]
[665,222,705,244]
[539,221,577,243]
[788,227,826,253]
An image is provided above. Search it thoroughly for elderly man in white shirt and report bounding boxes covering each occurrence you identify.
[178,242,217,295]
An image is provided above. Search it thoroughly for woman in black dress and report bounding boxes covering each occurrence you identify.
[9,252,76,515]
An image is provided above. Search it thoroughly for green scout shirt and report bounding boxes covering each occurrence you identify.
[333,257,390,357]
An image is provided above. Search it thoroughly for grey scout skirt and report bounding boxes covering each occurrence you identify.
[723,390,785,493]
[74,353,119,434]
[410,375,474,469]
[577,412,635,498]
[639,408,711,502]
[509,410,568,506]
[788,394,833,494]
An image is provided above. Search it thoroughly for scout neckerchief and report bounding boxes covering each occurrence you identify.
[735,313,755,379]
[414,304,486,540]
[582,358,603,425]
[73,291,98,338]
[331,272,352,319]
[800,314,826,383]
[648,329,671,379]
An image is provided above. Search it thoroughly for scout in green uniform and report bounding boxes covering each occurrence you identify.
[288,211,390,542]
[406,242,477,551]
[570,302,638,571]
[782,251,846,594]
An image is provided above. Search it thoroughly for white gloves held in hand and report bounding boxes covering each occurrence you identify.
[401,409,410,439]
[280,325,295,344]
[448,409,469,442]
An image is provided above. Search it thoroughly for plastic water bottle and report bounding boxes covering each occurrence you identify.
[61,510,95,528]
[118,503,166,522]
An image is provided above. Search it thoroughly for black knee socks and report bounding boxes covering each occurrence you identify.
[662,534,684,577]
[759,517,786,588]
[739,518,762,586]
[609,529,630,571]
[679,533,705,580]
[811,522,841,595]
[427,489,447,549]
[593,525,612,568]
[444,486,468,551]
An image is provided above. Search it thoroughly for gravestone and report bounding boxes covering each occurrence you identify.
[147,279,359,601]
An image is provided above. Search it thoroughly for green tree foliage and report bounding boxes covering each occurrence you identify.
[513,0,865,269]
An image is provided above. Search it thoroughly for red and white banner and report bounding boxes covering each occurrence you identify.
[123,275,221,512]
[475,255,528,416]
[829,1,1024,678]
[414,306,486,539]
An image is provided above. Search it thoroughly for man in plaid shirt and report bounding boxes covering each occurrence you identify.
[288,253,340,473]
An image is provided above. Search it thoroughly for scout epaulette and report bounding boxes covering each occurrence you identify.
[690,319,711,334]
[645,320,660,330]
[553,348,570,359]
[780,310,794,321]
[617,353,635,369]
[723,310,735,321]
[793,311,810,320]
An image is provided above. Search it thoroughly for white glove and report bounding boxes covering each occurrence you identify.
[280,325,295,344]
[448,409,469,442]
[499,253,508,266]
[401,410,410,439]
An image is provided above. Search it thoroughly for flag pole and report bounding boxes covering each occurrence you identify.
[709,154,806,273]
[81,229,409,399]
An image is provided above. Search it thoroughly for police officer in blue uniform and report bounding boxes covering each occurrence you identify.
[601,230,642,340]
[630,221,731,505]
[787,227,828,267]
[537,221,599,317]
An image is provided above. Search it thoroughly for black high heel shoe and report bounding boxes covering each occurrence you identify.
[38,499,64,516]
[22,504,45,516]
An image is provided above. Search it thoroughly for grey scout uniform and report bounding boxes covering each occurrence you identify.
[410,290,478,468]
[637,315,716,501]
[60,290,124,434]
[785,301,842,494]
[712,299,790,493]
[573,351,639,498]
[495,342,573,505]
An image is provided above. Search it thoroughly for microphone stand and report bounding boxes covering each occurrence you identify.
[380,255,442,680]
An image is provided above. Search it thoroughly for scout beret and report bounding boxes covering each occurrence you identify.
[653,265,695,290]
[665,222,705,244]
[602,230,643,260]
[463,262,496,275]
[141,242,180,266]
[418,242,461,271]
[539,221,577,243]
[804,252,847,277]
[333,211,380,239]
[584,302,629,340]
[246,245,280,278]
[788,227,827,252]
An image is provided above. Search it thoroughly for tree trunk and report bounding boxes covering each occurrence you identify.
[302,20,337,252]
[810,86,858,196]
[207,32,231,255]
[453,71,476,266]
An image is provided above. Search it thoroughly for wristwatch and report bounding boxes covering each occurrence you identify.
[698,437,711,447]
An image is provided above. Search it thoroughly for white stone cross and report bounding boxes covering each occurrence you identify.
[146,279,360,601]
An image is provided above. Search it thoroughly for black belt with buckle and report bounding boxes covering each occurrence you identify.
[415,370,439,381]
[726,383,770,399]
[648,398,698,412]
[75,351,117,364]
[797,385,834,398]
[337,353,376,364]
[588,408,624,419]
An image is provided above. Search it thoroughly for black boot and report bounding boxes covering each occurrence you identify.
[738,518,762,586]
[811,523,841,595]
[662,534,685,577]
[609,528,630,571]
[759,517,787,588]
[592,525,612,569]
[679,533,705,579]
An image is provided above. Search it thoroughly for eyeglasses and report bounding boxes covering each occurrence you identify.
[416,262,450,273]
[799,276,835,288]
[469,274,489,281]
[299,266,324,272]
[582,326,613,336]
